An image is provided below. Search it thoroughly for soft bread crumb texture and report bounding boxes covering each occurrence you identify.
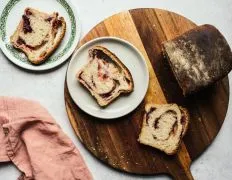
[77,46,134,107]
[10,8,66,64]
[138,104,189,155]
[163,24,232,95]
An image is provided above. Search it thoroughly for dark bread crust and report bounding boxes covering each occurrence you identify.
[32,17,66,65]
[139,104,190,155]
[163,24,232,95]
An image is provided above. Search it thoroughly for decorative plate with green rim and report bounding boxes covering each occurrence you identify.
[0,0,81,71]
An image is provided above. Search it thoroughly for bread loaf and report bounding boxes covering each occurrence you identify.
[163,24,232,95]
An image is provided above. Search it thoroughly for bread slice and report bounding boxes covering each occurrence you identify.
[76,46,134,107]
[138,104,189,155]
[163,24,232,95]
[10,8,66,64]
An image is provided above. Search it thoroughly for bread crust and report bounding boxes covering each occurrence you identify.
[179,107,190,136]
[93,46,134,92]
[10,8,66,65]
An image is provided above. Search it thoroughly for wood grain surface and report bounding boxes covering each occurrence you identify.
[64,8,230,179]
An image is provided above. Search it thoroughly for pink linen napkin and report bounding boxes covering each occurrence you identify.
[0,97,92,180]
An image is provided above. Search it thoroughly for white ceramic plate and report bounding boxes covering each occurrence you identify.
[0,0,81,71]
[67,37,149,119]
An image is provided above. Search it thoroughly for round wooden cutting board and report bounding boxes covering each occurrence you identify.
[64,8,230,179]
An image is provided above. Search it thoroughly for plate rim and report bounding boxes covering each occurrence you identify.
[66,36,149,119]
[0,0,81,71]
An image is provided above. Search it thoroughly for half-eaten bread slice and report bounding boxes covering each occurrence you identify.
[76,46,134,107]
[10,8,66,64]
[138,104,189,155]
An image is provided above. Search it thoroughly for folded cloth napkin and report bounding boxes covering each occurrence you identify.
[0,97,92,180]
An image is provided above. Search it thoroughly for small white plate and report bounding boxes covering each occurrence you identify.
[67,37,149,119]
[0,0,81,71]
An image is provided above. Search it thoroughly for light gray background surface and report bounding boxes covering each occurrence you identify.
[0,0,232,179]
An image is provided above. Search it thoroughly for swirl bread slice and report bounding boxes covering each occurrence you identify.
[10,8,66,64]
[138,104,189,155]
[76,46,134,107]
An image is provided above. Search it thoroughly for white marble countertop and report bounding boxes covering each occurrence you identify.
[0,0,232,179]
